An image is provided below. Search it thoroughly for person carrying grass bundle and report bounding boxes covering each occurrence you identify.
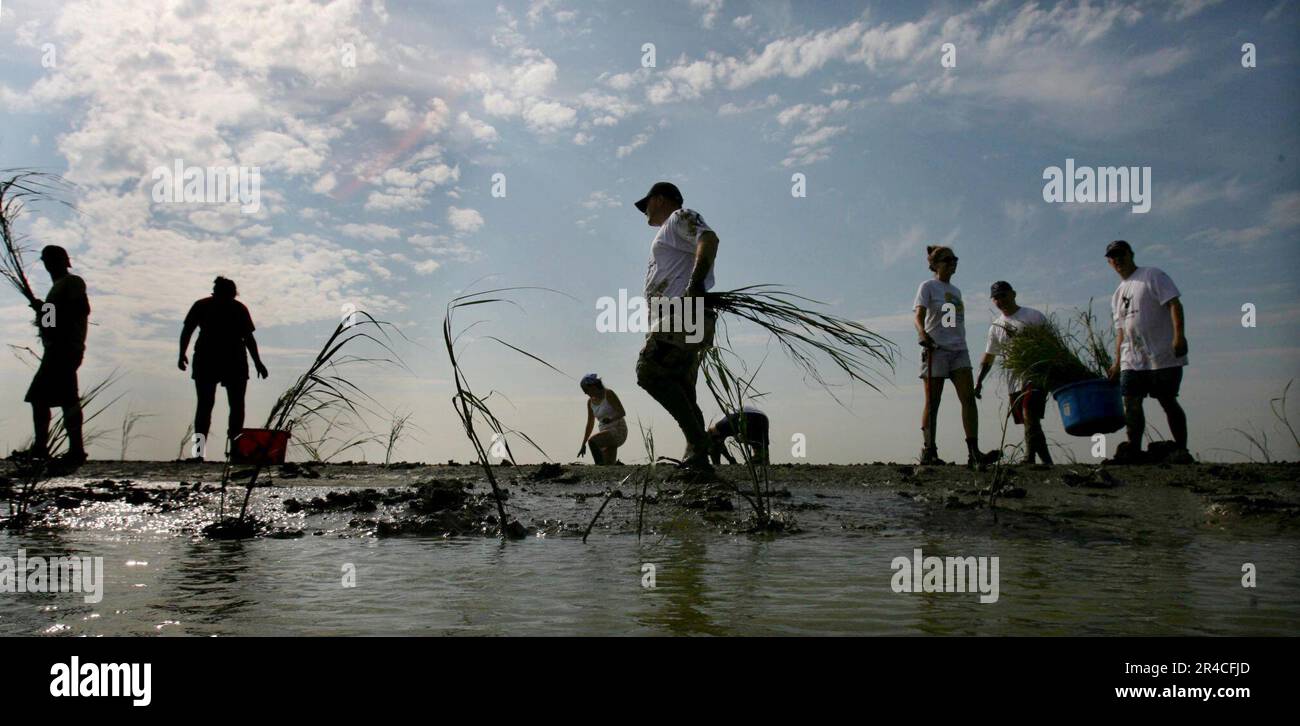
[707,405,769,467]
[975,281,1052,465]
[578,373,627,465]
[1104,240,1191,463]
[23,245,90,467]
[179,276,268,459]
[913,245,999,469]
[632,181,719,473]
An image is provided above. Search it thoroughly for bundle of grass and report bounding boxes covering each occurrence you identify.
[220,311,404,523]
[1,170,75,313]
[996,306,1113,394]
[443,287,569,539]
[705,285,897,399]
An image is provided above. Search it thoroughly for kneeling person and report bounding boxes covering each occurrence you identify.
[708,405,769,466]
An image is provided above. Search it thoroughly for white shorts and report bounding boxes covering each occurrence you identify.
[592,418,628,447]
[919,347,972,379]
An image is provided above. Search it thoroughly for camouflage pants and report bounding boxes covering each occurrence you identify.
[635,310,715,458]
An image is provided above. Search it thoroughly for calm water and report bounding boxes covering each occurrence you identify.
[1,477,1297,636]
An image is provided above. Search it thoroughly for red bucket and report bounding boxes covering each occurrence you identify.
[230,428,291,465]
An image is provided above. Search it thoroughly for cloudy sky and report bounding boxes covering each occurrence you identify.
[1,0,1297,464]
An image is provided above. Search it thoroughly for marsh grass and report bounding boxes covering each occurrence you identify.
[383,410,417,467]
[295,412,380,463]
[700,346,778,528]
[705,285,897,400]
[225,312,405,521]
[119,407,154,461]
[443,287,569,538]
[2,369,123,529]
[997,304,1113,393]
[1213,379,1300,463]
[1,170,76,313]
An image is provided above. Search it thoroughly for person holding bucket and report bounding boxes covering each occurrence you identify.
[974,281,1052,465]
[179,276,268,459]
[1104,240,1191,463]
[913,245,1000,469]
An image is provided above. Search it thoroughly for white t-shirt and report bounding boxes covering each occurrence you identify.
[710,404,765,429]
[985,305,1049,389]
[913,279,966,351]
[1111,266,1187,371]
[644,208,714,301]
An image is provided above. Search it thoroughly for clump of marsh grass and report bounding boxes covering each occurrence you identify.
[119,406,153,461]
[383,410,417,468]
[220,311,404,523]
[1212,379,1300,463]
[295,412,380,463]
[705,285,897,399]
[443,287,569,539]
[996,305,1113,393]
[2,369,124,529]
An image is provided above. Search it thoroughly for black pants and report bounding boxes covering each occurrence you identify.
[194,378,248,443]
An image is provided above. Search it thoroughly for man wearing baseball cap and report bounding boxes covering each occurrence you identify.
[1105,240,1191,463]
[974,281,1053,464]
[23,245,91,466]
[633,181,720,472]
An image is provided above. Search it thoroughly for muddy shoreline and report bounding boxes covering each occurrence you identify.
[3,459,1297,542]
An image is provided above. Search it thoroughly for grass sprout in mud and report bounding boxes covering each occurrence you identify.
[443,287,571,539]
[205,311,405,537]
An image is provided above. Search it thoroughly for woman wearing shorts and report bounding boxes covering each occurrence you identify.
[578,374,627,465]
[912,245,999,469]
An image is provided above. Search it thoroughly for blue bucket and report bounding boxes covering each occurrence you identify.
[1052,378,1125,437]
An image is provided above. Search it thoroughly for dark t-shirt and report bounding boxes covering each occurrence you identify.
[184,296,255,381]
[39,274,91,361]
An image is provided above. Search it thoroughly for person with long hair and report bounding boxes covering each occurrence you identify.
[913,245,999,469]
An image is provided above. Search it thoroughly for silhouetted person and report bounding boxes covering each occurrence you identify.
[707,405,769,466]
[179,277,267,459]
[24,245,90,465]
[633,181,720,473]
[1104,240,1190,463]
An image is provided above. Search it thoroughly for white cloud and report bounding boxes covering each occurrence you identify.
[616,127,655,158]
[339,223,401,242]
[447,206,485,233]
[718,94,780,115]
[522,100,577,132]
[690,0,725,30]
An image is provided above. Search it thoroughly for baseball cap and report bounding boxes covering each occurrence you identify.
[990,281,1014,298]
[1105,240,1133,258]
[39,245,71,266]
[634,182,683,214]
